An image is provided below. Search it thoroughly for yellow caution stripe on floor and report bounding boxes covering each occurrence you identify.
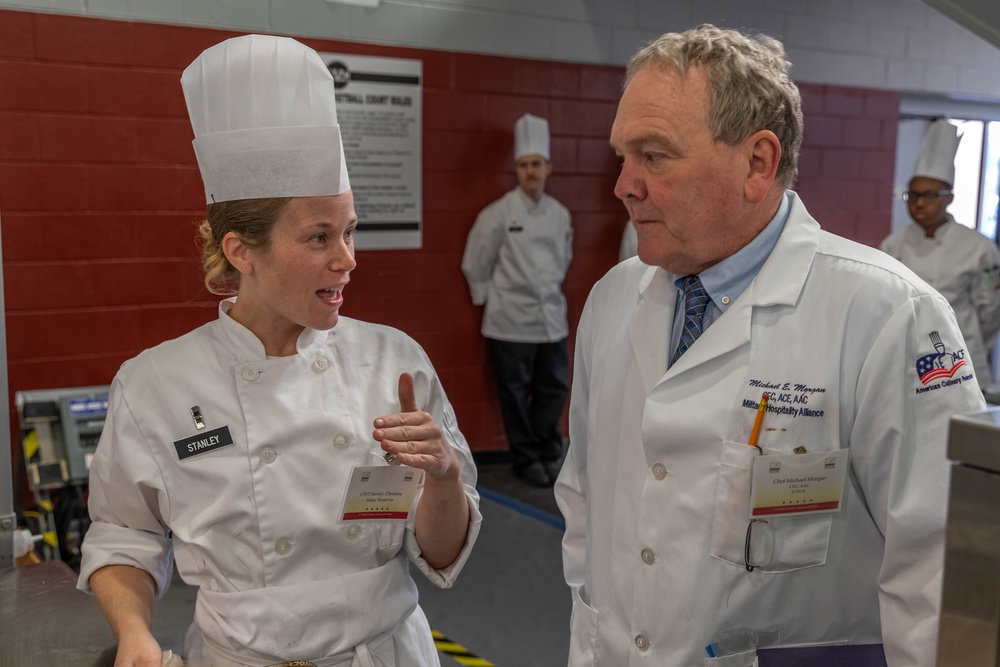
[431,629,496,666]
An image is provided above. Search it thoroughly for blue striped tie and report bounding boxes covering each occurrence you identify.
[672,274,710,364]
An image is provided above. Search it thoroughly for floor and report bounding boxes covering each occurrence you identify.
[151,461,571,667]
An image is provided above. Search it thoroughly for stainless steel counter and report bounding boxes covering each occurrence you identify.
[0,561,115,666]
[938,408,1000,666]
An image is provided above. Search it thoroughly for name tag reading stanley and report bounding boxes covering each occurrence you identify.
[342,466,423,521]
[174,425,234,460]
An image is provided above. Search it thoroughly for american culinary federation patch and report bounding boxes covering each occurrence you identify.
[915,331,973,394]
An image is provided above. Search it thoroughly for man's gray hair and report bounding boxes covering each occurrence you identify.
[625,24,803,188]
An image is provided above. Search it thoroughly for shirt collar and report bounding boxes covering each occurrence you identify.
[673,190,792,312]
[218,297,325,361]
[918,213,956,240]
[514,186,546,210]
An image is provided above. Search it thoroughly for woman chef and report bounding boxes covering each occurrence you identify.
[77,34,482,667]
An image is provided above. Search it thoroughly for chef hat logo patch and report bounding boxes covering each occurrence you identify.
[915,331,967,386]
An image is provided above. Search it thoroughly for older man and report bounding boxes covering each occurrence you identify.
[555,25,985,666]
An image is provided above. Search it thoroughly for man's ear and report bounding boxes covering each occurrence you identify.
[222,231,253,276]
[743,130,781,203]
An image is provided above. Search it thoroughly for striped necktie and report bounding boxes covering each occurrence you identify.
[672,274,709,364]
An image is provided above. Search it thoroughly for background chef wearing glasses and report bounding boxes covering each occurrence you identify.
[880,119,1000,389]
[77,34,481,667]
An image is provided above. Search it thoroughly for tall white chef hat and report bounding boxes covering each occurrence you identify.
[181,34,350,204]
[912,119,960,187]
[514,113,550,161]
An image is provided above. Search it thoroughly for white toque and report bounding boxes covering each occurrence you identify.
[514,113,550,161]
[181,34,350,204]
[912,119,960,187]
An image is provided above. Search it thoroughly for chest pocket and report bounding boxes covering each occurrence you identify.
[710,441,832,572]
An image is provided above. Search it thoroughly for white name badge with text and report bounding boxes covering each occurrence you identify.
[342,465,423,521]
[749,449,849,519]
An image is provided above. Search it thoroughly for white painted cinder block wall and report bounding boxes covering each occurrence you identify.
[1,0,999,99]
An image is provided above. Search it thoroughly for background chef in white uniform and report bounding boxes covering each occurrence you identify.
[77,34,482,667]
[555,25,986,667]
[880,119,1000,389]
[461,114,573,487]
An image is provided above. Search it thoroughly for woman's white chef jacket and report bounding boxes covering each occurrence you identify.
[880,215,1000,388]
[461,187,573,343]
[555,193,987,667]
[78,299,483,667]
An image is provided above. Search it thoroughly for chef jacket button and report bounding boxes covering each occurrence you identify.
[347,524,361,539]
[651,463,667,480]
[242,365,260,382]
[640,548,655,565]
[333,434,350,450]
[314,356,330,372]
[634,634,650,651]
[259,446,277,464]
[274,538,293,556]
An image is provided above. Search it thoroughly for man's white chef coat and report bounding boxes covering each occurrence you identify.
[880,215,1000,388]
[79,299,482,667]
[619,220,637,262]
[555,193,986,666]
[461,187,573,342]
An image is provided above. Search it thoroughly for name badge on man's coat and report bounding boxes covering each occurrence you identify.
[749,449,849,519]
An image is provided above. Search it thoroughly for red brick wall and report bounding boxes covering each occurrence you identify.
[796,84,900,246]
[0,10,899,499]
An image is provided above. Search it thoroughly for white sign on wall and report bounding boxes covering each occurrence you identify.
[320,53,422,250]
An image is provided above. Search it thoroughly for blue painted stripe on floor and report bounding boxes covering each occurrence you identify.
[477,486,566,531]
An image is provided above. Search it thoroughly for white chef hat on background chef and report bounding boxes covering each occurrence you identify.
[912,119,961,187]
[181,34,350,204]
[514,113,550,161]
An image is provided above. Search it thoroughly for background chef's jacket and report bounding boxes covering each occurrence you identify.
[461,187,573,342]
[880,215,1000,388]
[79,299,482,667]
[556,193,986,666]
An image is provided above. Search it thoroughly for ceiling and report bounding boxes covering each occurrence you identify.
[924,0,1000,49]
